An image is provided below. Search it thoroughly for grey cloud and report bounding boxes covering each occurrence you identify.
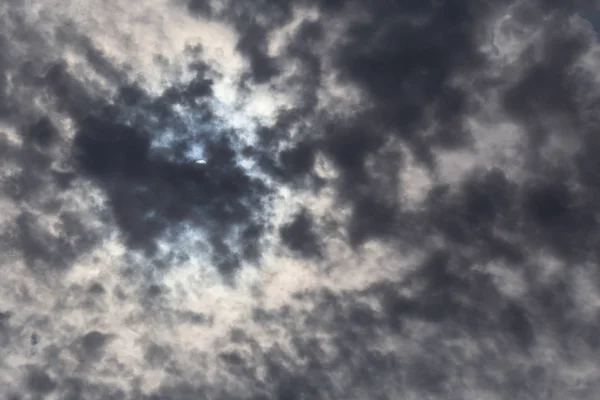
[2,0,600,399]
[279,209,322,257]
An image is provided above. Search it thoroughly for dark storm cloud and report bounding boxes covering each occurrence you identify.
[331,1,484,141]
[187,0,212,16]
[9,210,97,272]
[212,1,294,83]
[501,15,593,152]
[214,251,593,398]
[0,111,100,273]
[24,117,59,148]
[277,19,324,117]
[209,0,600,263]
[237,23,281,83]
[168,0,600,397]
[79,331,110,357]
[0,23,275,309]
[205,0,497,248]
[277,141,316,180]
[279,209,322,257]
[494,3,600,260]
[25,367,57,394]
[3,0,600,398]
[285,1,483,246]
[0,33,274,275]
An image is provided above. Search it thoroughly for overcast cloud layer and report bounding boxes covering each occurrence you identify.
[2,0,600,398]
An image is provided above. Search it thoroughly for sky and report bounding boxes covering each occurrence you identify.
[1,0,600,398]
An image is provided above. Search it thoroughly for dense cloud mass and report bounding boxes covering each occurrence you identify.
[2,0,600,398]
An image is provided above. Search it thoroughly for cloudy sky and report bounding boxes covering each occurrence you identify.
[1,0,600,398]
